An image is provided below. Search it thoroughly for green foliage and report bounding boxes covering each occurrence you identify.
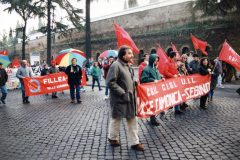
[187,0,240,18]
[0,30,9,51]
[37,0,84,40]
[15,20,23,38]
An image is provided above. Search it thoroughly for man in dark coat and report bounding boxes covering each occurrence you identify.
[41,64,49,76]
[65,58,82,103]
[141,54,165,125]
[59,66,66,72]
[107,45,144,151]
[0,62,8,104]
[189,54,200,74]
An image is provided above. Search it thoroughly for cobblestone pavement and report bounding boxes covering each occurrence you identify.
[0,85,240,160]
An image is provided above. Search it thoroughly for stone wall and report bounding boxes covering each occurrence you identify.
[14,1,240,66]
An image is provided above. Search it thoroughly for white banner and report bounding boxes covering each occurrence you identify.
[31,66,42,77]
[5,68,21,90]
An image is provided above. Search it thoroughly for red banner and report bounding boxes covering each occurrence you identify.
[219,41,240,71]
[137,74,211,118]
[23,69,87,96]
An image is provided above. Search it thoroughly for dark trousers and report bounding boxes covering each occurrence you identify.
[92,78,101,89]
[200,94,208,107]
[21,81,28,100]
[150,115,157,122]
[70,82,81,101]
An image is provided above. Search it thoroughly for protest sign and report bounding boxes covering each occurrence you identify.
[23,70,86,96]
[137,74,211,118]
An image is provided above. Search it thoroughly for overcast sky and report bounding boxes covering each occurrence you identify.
[0,0,151,37]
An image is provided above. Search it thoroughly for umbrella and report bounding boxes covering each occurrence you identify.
[0,55,11,68]
[99,50,118,58]
[55,48,86,67]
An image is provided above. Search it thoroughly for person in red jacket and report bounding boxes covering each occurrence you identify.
[162,51,184,114]
[103,56,114,99]
[138,58,147,80]
[138,53,149,80]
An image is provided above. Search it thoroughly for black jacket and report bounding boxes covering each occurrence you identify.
[65,65,82,84]
[59,66,66,72]
[41,69,48,76]
[199,65,209,76]
[210,67,220,90]
[0,68,8,87]
[85,60,90,68]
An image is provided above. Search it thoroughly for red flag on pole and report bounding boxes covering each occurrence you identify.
[191,34,208,55]
[0,50,8,56]
[156,45,168,75]
[171,42,181,60]
[114,23,140,53]
[12,57,21,68]
[219,41,240,71]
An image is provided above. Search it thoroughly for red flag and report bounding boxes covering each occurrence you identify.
[171,42,181,60]
[12,57,21,68]
[191,34,208,55]
[156,46,168,75]
[0,50,8,56]
[114,23,140,53]
[219,41,240,71]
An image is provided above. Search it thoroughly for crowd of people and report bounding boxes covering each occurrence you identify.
[0,45,240,152]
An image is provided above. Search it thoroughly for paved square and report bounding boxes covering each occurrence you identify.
[0,84,240,160]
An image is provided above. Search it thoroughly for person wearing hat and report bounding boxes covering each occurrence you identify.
[106,45,145,151]
[16,60,33,104]
[0,62,8,104]
[48,60,60,98]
